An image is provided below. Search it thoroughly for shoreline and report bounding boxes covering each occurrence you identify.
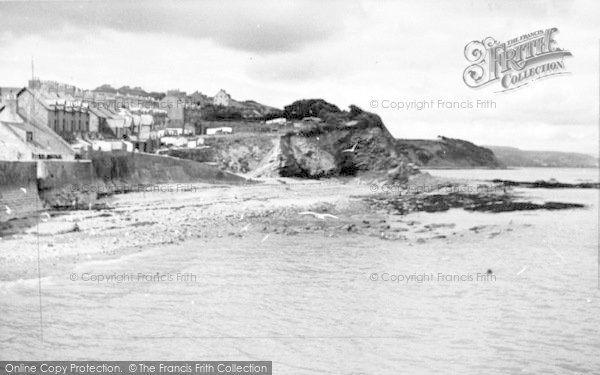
[0,174,592,284]
[1,173,593,238]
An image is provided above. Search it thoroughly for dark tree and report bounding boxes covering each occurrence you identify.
[283,99,341,120]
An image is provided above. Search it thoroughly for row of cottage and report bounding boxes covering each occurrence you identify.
[18,80,235,137]
[0,81,255,163]
[28,79,233,109]
[0,86,202,161]
[16,88,172,140]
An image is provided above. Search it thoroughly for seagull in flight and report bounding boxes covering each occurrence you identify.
[4,206,11,215]
[299,211,339,220]
[342,141,359,153]
[20,187,27,194]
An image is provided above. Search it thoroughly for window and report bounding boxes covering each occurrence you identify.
[26,131,33,142]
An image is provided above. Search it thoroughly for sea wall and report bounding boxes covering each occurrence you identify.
[0,161,39,221]
[1,152,247,218]
[37,160,96,209]
[37,160,94,188]
[86,151,247,186]
[47,152,247,207]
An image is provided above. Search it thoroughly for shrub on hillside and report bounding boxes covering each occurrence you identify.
[201,104,242,121]
[283,99,341,120]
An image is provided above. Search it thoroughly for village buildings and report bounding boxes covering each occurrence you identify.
[159,92,202,134]
[160,95,185,126]
[0,104,75,160]
[189,91,210,106]
[17,88,92,140]
[1,78,273,162]
[0,87,21,107]
[213,89,231,106]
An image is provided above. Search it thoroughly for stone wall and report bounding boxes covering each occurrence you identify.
[0,161,39,221]
[36,160,95,209]
[37,160,94,188]
[1,153,247,220]
[86,151,246,185]
[0,160,96,219]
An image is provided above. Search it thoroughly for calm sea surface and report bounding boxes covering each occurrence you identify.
[1,168,599,374]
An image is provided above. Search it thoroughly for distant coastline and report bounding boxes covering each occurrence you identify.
[485,145,599,168]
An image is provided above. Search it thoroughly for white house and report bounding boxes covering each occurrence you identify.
[206,126,232,135]
[161,137,188,147]
[90,140,113,152]
[266,117,286,125]
[213,89,231,106]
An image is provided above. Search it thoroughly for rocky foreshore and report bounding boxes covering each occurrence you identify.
[1,175,587,243]
[362,190,584,215]
[1,174,591,284]
[490,179,600,189]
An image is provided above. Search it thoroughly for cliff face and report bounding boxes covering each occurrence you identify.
[395,137,504,169]
[166,100,503,179]
[276,125,408,178]
[250,101,414,181]
[167,133,275,173]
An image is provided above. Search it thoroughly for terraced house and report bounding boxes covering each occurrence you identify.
[0,103,75,161]
[16,88,94,141]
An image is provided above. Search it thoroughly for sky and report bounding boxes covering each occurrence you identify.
[0,0,598,154]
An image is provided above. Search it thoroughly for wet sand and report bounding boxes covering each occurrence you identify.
[0,175,533,283]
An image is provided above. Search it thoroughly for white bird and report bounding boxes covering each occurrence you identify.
[299,211,339,220]
[342,141,359,153]
[516,266,528,275]
[40,212,50,222]
[20,188,27,194]
[240,223,251,232]
[4,206,11,215]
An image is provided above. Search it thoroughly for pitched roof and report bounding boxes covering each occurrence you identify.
[0,104,24,124]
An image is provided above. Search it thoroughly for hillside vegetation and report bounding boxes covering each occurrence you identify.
[171,99,505,179]
[395,137,504,169]
[486,146,598,168]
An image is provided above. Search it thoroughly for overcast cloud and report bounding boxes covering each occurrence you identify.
[0,0,597,153]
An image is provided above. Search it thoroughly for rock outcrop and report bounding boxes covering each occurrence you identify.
[251,101,414,181]
[171,99,503,180]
